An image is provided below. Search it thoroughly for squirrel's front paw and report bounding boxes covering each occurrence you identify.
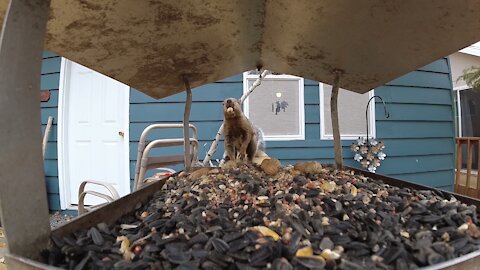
[238,153,248,161]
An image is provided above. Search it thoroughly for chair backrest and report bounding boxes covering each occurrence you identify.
[133,123,199,190]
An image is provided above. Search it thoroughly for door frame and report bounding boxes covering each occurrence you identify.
[453,85,471,138]
[57,58,130,210]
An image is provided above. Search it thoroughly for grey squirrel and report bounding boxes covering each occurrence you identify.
[222,98,265,162]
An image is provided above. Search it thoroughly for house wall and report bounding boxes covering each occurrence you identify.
[40,52,456,211]
[450,52,480,89]
[128,78,240,187]
[40,51,62,210]
[129,57,456,191]
[374,58,455,190]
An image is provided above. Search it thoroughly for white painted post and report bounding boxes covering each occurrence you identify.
[0,0,52,259]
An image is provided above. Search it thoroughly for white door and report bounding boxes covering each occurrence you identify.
[58,59,130,208]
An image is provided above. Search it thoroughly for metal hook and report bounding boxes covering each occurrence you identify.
[366,95,389,147]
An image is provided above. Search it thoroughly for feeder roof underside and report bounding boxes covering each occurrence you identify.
[1,1,480,98]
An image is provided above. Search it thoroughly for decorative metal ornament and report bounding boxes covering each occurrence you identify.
[352,96,390,172]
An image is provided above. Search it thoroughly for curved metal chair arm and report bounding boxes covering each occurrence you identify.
[156,167,176,174]
[77,180,120,215]
[139,124,198,144]
[78,191,115,215]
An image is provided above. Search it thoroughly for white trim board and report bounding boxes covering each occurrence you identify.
[243,72,305,141]
[460,42,480,57]
[57,58,68,209]
[456,89,462,137]
[453,85,472,91]
[319,83,375,140]
[453,86,474,137]
[57,58,130,210]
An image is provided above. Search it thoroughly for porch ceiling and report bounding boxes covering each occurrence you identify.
[0,1,479,98]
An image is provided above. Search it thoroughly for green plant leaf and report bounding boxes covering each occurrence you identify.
[458,66,480,91]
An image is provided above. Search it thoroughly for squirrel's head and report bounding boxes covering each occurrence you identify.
[223,98,242,119]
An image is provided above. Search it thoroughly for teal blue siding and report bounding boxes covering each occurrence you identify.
[388,70,451,89]
[374,86,452,105]
[129,84,238,184]
[129,58,455,191]
[40,52,456,211]
[388,171,454,191]
[374,58,455,189]
[376,121,454,138]
[41,51,62,211]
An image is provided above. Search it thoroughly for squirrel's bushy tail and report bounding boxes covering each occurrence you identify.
[255,126,266,152]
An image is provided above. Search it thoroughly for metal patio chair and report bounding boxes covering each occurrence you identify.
[78,123,199,215]
[78,180,120,215]
[133,123,199,190]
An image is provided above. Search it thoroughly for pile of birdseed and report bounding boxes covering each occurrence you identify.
[43,164,480,270]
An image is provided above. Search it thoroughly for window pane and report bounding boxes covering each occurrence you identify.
[460,89,480,137]
[459,89,480,168]
[322,84,371,136]
[246,78,302,138]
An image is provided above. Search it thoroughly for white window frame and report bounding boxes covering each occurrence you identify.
[243,72,305,141]
[319,83,375,140]
[453,86,473,138]
[459,42,480,57]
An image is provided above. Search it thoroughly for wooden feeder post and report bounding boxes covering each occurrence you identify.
[0,0,52,259]
[330,71,343,169]
[183,77,193,170]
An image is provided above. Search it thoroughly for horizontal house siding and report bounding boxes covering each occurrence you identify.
[374,58,455,191]
[266,59,455,191]
[129,57,455,191]
[41,51,62,211]
[42,55,455,211]
[129,79,242,186]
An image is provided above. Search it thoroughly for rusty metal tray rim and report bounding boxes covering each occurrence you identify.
[346,166,480,208]
[348,166,480,270]
[5,253,63,270]
[420,249,480,270]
